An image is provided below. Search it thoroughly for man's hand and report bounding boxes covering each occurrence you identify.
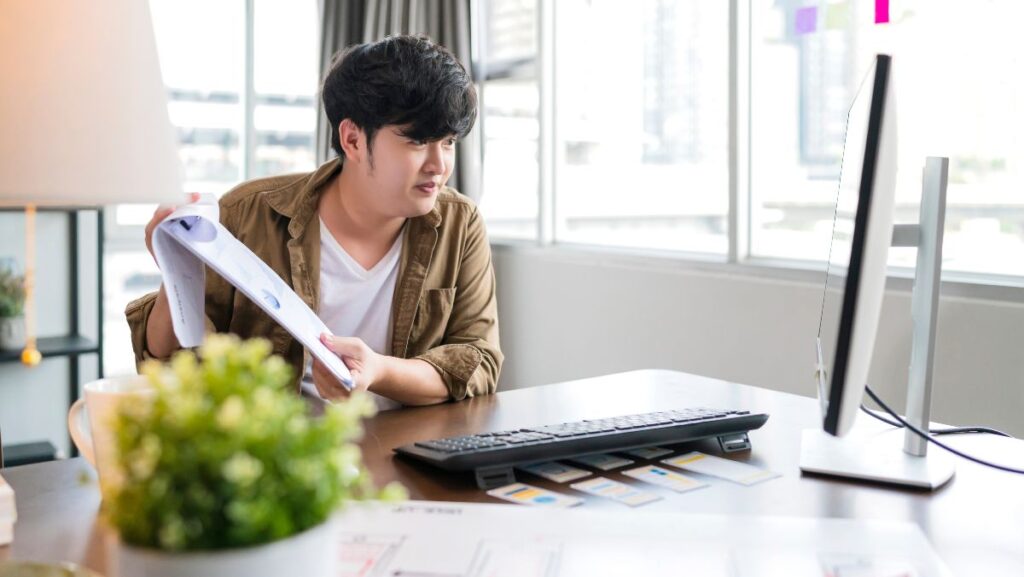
[313,334,382,400]
[316,334,449,406]
[145,192,201,263]
[143,192,200,359]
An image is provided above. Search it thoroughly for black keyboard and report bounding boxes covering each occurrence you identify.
[394,407,769,488]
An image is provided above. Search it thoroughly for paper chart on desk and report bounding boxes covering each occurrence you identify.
[151,202,353,389]
[335,501,951,577]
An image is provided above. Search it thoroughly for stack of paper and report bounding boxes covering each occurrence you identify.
[153,201,353,389]
[0,472,15,545]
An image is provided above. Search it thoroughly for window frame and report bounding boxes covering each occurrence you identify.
[476,0,1024,300]
[106,0,271,246]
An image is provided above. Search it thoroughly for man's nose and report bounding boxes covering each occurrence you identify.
[424,142,446,175]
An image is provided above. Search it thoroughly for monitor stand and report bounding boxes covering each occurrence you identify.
[800,157,955,491]
[799,428,954,490]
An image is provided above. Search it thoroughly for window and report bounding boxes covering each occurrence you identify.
[478,0,541,240]
[478,0,1024,284]
[478,0,730,252]
[150,0,246,194]
[112,0,247,229]
[114,0,319,228]
[749,0,1024,277]
[553,0,729,253]
[253,0,320,178]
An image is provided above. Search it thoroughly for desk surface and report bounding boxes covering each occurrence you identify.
[2,369,1022,575]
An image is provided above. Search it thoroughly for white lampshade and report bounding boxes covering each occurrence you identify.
[0,0,183,206]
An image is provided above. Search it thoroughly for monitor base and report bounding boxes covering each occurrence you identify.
[799,428,955,491]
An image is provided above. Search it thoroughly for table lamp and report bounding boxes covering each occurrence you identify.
[0,0,183,365]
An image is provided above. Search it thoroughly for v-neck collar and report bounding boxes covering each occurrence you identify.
[318,217,405,279]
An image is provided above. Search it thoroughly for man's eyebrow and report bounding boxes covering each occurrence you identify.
[395,128,421,139]
[394,129,457,142]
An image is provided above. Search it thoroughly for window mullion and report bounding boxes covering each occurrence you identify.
[241,0,256,181]
[728,0,752,264]
[537,0,555,246]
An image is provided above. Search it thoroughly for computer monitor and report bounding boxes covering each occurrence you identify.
[815,53,898,438]
[801,54,955,489]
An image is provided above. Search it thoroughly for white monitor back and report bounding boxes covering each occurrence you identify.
[817,54,898,437]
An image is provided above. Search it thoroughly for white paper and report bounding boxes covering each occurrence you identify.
[151,201,353,389]
[621,465,708,493]
[486,483,583,508]
[518,461,592,483]
[0,472,15,524]
[662,451,782,486]
[570,477,662,507]
[334,501,953,577]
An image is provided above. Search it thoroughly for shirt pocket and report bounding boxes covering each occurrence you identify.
[267,324,293,358]
[230,297,291,355]
[410,287,456,347]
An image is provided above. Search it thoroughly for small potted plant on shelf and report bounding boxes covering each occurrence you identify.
[0,267,26,351]
[108,334,405,577]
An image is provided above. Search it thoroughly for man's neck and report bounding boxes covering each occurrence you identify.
[319,168,406,249]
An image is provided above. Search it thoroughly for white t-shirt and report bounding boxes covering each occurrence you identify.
[300,217,405,411]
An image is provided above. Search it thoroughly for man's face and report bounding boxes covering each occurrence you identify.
[355,125,456,219]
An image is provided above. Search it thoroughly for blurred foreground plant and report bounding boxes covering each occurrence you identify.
[108,334,405,551]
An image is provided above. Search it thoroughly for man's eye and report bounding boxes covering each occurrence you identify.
[409,139,427,146]
[445,138,457,146]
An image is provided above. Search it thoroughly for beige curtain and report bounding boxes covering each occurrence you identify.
[316,0,481,202]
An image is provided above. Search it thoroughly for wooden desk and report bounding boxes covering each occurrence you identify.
[2,370,1022,575]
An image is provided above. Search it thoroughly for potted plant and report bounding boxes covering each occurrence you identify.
[0,267,26,351]
[108,335,405,577]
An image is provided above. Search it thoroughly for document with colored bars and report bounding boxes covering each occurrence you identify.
[151,199,353,389]
[336,501,951,577]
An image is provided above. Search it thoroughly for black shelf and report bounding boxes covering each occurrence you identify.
[0,335,100,363]
[2,440,57,467]
[0,208,104,461]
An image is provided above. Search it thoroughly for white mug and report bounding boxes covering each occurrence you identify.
[68,376,155,493]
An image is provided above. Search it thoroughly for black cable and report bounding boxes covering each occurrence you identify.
[932,426,1013,437]
[858,404,1013,438]
[864,386,1024,475]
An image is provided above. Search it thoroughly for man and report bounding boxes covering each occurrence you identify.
[127,35,502,408]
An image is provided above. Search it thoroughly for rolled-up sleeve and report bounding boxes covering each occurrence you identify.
[415,208,503,400]
[125,291,222,368]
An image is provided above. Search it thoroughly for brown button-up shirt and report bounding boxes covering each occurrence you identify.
[125,159,502,400]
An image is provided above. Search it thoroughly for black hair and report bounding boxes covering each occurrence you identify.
[322,35,477,158]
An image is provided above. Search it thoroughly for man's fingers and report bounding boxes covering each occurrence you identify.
[146,206,178,232]
[348,369,364,391]
[150,191,198,227]
[145,206,178,258]
[149,206,175,224]
[312,359,351,399]
[320,334,365,357]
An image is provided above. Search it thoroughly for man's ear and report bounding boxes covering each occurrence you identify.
[338,119,365,163]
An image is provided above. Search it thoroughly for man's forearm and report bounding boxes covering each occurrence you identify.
[144,285,181,359]
[373,357,449,406]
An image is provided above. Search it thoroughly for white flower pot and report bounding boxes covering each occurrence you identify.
[0,315,26,351]
[116,518,338,577]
